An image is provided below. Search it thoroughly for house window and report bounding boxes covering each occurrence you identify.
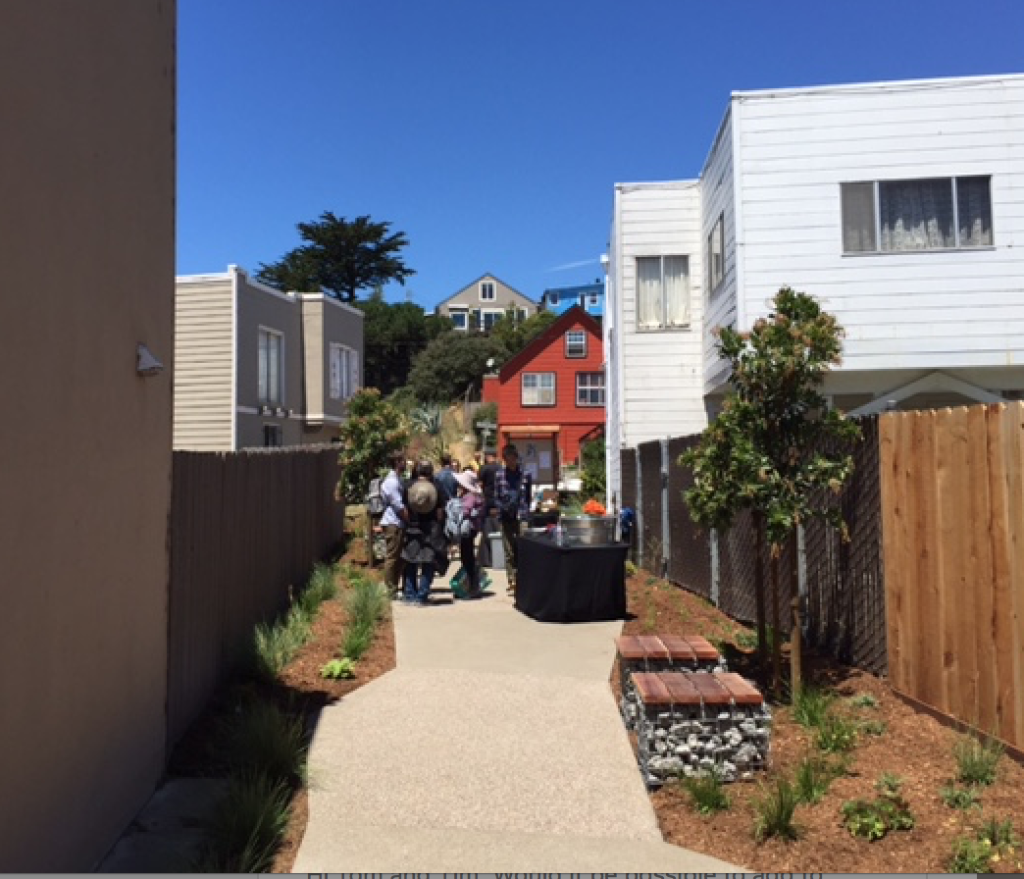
[576,371,605,406]
[481,309,502,331]
[330,344,360,401]
[841,176,993,253]
[549,292,559,306]
[707,214,725,295]
[587,293,600,308]
[263,424,283,447]
[258,327,284,406]
[450,309,468,330]
[522,372,555,406]
[565,330,587,358]
[480,281,496,301]
[636,255,690,330]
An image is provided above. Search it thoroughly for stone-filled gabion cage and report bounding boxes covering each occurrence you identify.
[633,671,771,786]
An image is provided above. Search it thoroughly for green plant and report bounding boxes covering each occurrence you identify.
[222,700,307,786]
[302,562,338,610]
[860,719,887,737]
[342,618,375,660]
[334,388,411,504]
[321,657,356,679]
[815,712,858,754]
[734,629,759,651]
[794,754,841,804]
[841,793,915,840]
[876,772,903,796]
[195,770,291,872]
[849,693,879,709]
[681,770,731,815]
[948,836,996,873]
[752,776,801,843]
[346,576,390,625]
[791,685,835,729]
[954,732,1003,786]
[252,621,302,684]
[978,816,1019,849]
[940,782,981,810]
[625,560,637,577]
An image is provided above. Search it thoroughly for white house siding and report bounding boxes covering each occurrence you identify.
[615,181,707,448]
[701,109,739,393]
[733,75,1024,379]
[173,277,234,450]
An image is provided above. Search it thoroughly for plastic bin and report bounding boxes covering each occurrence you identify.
[488,530,505,569]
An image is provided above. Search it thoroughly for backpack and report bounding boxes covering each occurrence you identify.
[444,497,474,541]
[366,477,386,516]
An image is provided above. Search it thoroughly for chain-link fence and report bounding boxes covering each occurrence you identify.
[618,415,887,675]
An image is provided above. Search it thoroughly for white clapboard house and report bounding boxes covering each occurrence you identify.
[605,72,1024,509]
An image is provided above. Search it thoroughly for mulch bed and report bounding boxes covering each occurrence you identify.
[620,571,1024,873]
[164,552,395,873]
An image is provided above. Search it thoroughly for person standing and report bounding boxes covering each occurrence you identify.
[380,452,408,598]
[454,469,485,598]
[435,452,457,505]
[476,449,501,568]
[401,460,442,605]
[494,444,532,596]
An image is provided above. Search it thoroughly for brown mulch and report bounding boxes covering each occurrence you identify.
[619,571,1024,874]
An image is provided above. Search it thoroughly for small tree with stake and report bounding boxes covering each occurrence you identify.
[681,287,860,695]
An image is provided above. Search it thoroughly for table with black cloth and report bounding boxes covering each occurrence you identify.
[515,533,629,623]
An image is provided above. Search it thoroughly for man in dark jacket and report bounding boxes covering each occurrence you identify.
[477,449,501,567]
[493,444,532,596]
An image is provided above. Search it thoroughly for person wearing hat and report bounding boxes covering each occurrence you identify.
[400,460,443,605]
[493,443,533,597]
[453,469,485,598]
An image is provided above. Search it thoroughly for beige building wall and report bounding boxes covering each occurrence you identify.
[437,273,538,321]
[174,275,234,450]
[0,0,175,871]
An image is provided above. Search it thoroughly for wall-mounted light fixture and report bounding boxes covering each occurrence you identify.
[136,343,164,377]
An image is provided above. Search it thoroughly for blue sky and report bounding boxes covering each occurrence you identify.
[178,0,1024,310]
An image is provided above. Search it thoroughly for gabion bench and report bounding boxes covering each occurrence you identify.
[616,634,727,729]
[632,670,770,786]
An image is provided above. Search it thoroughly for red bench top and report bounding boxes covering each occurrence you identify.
[632,671,763,707]
[616,634,720,662]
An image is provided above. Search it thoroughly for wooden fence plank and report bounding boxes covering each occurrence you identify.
[981,405,1009,737]
[880,412,907,693]
[997,404,1024,748]
[913,411,944,710]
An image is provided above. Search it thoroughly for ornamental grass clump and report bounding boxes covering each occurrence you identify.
[954,731,1003,786]
[222,700,307,786]
[681,769,731,816]
[753,776,802,843]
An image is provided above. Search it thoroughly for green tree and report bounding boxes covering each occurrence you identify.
[581,436,606,499]
[406,332,507,404]
[256,212,415,302]
[335,388,410,504]
[490,307,558,361]
[681,287,860,691]
[358,290,449,394]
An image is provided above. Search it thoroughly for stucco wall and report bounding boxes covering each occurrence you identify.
[0,1,175,870]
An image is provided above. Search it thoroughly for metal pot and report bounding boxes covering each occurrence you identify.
[559,514,616,545]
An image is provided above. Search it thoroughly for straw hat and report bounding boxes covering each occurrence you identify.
[455,470,482,495]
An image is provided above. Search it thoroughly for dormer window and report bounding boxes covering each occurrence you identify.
[480,281,495,301]
[565,330,587,358]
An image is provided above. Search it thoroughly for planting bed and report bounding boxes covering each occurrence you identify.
[618,571,1024,873]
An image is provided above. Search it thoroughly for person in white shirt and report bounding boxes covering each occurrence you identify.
[380,452,408,597]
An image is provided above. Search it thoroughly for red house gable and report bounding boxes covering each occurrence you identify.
[483,306,604,483]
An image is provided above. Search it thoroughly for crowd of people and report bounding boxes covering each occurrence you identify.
[377,444,534,606]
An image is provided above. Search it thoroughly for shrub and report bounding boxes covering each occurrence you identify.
[794,754,841,804]
[841,793,915,840]
[196,771,291,873]
[753,776,801,843]
[346,576,389,625]
[876,772,903,796]
[341,618,375,661]
[978,816,1019,850]
[954,732,1003,786]
[948,836,996,874]
[940,782,981,811]
[849,693,879,709]
[321,657,356,679]
[815,712,858,754]
[252,622,300,684]
[791,685,835,730]
[681,770,730,815]
[223,700,307,786]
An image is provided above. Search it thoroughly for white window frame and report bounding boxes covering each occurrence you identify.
[707,214,725,296]
[329,343,360,401]
[587,292,600,307]
[636,255,690,331]
[258,327,284,406]
[479,281,496,301]
[576,371,605,407]
[841,176,994,254]
[481,308,504,331]
[449,307,468,331]
[522,372,556,406]
[565,330,587,358]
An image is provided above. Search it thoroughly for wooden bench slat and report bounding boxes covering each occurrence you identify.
[689,673,732,704]
[636,634,671,660]
[716,672,764,705]
[661,672,701,704]
[684,635,721,661]
[632,672,674,705]
[615,635,648,660]
[658,634,698,663]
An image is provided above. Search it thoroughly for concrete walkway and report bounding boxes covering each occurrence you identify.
[293,567,745,872]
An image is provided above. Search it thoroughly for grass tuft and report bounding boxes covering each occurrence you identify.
[940,782,981,811]
[681,769,731,815]
[753,776,801,843]
[794,754,842,804]
[222,700,307,786]
[954,732,1003,787]
[791,685,835,729]
[815,712,858,754]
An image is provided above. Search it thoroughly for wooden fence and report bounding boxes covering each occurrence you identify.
[167,447,343,746]
[881,404,1024,752]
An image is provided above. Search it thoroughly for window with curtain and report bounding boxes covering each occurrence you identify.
[841,176,992,253]
[636,255,689,331]
[258,328,284,406]
[522,372,555,406]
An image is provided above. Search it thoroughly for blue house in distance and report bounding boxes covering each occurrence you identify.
[539,280,604,318]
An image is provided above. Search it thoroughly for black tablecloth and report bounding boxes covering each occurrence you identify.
[516,533,628,623]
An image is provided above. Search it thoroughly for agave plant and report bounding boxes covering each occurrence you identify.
[410,404,447,459]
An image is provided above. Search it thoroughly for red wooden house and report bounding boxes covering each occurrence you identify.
[481,305,605,484]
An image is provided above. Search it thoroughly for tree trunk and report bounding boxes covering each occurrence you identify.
[769,547,782,696]
[789,529,802,695]
[753,511,769,672]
